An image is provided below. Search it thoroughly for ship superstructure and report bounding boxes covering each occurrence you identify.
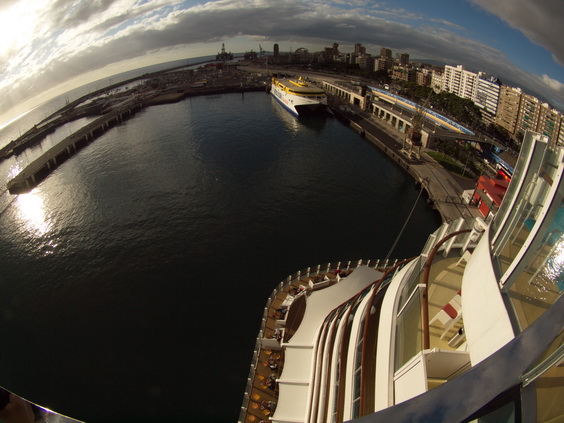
[270,76,327,116]
[239,130,564,423]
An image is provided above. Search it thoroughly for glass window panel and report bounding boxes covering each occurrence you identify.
[493,143,548,276]
[493,140,562,282]
[504,199,564,331]
[352,397,361,419]
[355,339,363,369]
[395,289,423,371]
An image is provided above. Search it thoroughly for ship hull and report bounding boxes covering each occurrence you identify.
[270,77,327,117]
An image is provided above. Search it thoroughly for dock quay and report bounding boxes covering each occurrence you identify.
[330,105,482,224]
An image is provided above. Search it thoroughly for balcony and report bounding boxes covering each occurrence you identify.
[393,219,483,402]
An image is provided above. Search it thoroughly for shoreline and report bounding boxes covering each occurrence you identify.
[5,70,481,224]
[329,103,481,223]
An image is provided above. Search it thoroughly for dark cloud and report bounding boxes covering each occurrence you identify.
[48,0,121,28]
[470,0,564,66]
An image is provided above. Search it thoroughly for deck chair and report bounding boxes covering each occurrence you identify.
[430,291,463,339]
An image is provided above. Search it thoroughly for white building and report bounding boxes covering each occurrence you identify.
[431,69,443,93]
[442,64,479,100]
[475,75,502,124]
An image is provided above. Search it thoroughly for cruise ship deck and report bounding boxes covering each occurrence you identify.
[239,249,477,423]
[240,131,563,423]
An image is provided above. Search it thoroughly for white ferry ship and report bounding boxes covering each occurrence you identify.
[270,76,327,116]
[239,130,564,423]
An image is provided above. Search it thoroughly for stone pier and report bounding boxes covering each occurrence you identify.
[7,100,143,194]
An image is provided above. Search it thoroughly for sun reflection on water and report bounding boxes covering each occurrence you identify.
[7,161,24,180]
[16,191,52,236]
[543,236,564,290]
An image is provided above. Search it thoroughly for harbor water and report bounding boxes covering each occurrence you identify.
[0,90,440,422]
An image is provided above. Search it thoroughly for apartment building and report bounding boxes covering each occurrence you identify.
[537,104,563,143]
[495,86,563,145]
[380,47,392,59]
[397,53,410,66]
[376,57,394,72]
[495,86,522,134]
[517,94,542,134]
[416,69,432,87]
[357,54,375,70]
[355,43,366,55]
[475,75,502,124]
[431,69,443,93]
[392,66,416,82]
[442,65,479,100]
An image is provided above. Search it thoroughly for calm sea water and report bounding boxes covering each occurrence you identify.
[0,91,440,422]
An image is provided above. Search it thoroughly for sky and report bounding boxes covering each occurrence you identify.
[0,0,563,127]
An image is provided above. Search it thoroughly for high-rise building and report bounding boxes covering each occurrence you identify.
[537,104,563,143]
[495,86,522,134]
[517,93,542,135]
[442,65,479,100]
[475,75,502,124]
[323,43,340,61]
[495,85,563,145]
[380,47,392,59]
[397,53,409,66]
[357,55,374,70]
[355,44,366,55]
[274,43,279,57]
[376,57,394,72]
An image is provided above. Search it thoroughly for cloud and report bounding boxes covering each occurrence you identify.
[469,0,564,66]
[1,0,563,122]
[541,74,564,92]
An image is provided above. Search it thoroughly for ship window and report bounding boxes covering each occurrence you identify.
[332,349,340,423]
[460,385,521,423]
[491,135,564,331]
[523,332,564,423]
[503,200,564,331]
[351,318,366,419]
[395,286,423,371]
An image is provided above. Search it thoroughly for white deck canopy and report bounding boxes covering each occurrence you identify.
[271,266,382,423]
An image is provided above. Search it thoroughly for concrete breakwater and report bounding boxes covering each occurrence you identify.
[7,99,144,194]
[6,85,266,194]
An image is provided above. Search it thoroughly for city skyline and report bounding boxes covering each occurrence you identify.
[0,0,562,127]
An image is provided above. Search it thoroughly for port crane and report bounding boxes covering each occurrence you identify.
[405,92,432,158]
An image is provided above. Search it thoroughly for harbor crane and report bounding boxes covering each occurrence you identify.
[405,92,432,158]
